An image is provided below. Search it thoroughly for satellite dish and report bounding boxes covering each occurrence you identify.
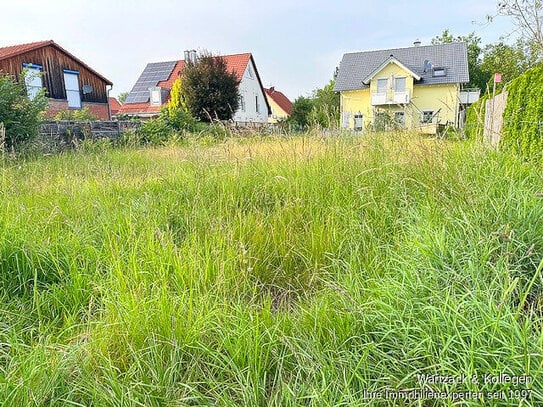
[423,60,433,73]
[82,84,93,94]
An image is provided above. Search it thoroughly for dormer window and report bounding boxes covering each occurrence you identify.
[432,67,446,77]
[149,87,162,106]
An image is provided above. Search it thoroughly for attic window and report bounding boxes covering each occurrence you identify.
[432,67,447,77]
[247,65,254,79]
[149,87,162,106]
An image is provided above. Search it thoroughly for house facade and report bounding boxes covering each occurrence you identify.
[0,40,112,120]
[264,87,293,123]
[334,42,472,133]
[118,51,271,123]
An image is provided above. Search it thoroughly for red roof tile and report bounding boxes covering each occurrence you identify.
[0,40,112,85]
[265,87,293,115]
[116,103,161,115]
[118,53,263,116]
[0,40,53,60]
[109,97,122,115]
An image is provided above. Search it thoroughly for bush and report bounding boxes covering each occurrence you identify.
[0,71,47,149]
[54,107,98,121]
[138,116,178,145]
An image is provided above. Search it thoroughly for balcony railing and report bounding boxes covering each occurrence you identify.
[371,90,410,105]
[459,89,480,104]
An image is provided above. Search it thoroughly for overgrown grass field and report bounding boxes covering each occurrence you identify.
[0,133,542,406]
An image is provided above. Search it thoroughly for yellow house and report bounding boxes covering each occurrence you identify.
[264,87,293,124]
[334,42,471,133]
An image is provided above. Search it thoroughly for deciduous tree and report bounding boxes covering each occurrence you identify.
[179,51,240,122]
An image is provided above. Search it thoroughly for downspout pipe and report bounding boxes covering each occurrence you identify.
[106,84,112,120]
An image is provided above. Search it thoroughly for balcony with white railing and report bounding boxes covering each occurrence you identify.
[459,89,480,104]
[371,90,410,106]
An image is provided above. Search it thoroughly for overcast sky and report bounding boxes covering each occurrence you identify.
[0,0,515,101]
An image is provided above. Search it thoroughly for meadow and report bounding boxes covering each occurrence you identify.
[0,133,542,406]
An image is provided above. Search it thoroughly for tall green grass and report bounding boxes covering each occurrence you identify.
[0,133,542,406]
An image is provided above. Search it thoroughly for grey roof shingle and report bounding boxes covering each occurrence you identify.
[334,42,469,92]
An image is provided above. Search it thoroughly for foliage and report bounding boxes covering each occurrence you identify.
[501,64,543,158]
[179,51,240,122]
[309,79,340,128]
[0,71,47,149]
[289,80,340,129]
[164,77,198,132]
[137,116,178,145]
[1,136,543,404]
[463,94,488,140]
[167,77,187,115]
[288,96,314,129]
[481,39,539,93]
[54,107,98,121]
[496,0,543,57]
[117,92,129,104]
[432,29,538,94]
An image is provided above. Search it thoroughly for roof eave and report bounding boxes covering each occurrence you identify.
[362,56,421,83]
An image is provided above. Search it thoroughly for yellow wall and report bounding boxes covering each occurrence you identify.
[266,95,289,124]
[410,83,459,125]
[368,62,414,97]
[340,61,461,132]
[340,89,372,129]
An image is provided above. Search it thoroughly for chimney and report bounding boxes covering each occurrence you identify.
[413,39,421,47]
[183,50,197,63]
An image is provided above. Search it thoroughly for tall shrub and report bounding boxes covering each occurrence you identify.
[179,52,240,122]
[0,71,47,149]
[501,65,543,158]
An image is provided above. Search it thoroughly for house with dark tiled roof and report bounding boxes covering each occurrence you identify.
[334,41,477,132]
[0,40,113,120]
[264,87,292,123]
[118,51,271,123]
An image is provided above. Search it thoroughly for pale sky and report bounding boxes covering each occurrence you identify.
[0,0,515,101]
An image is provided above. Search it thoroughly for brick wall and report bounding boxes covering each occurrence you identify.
[46,99,110,120]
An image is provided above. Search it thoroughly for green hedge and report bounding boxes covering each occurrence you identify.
[501,65,543,159]
[464,95,488,140]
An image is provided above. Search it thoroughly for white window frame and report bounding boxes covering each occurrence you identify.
[376,78,387,93]
[63,69,81,109]
[23,63,43,100]
[421,110,434,124]
[149,87,162,106]
[432,67,446,77]
[394,77,406,92]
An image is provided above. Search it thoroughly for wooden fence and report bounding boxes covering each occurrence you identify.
[483,92,508,146]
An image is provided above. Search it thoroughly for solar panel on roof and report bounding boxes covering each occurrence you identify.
[125,61,177,104]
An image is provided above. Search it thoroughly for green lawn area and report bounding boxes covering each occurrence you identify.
[0,133,542,406]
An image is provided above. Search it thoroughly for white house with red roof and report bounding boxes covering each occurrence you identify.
[118,51,270,124]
